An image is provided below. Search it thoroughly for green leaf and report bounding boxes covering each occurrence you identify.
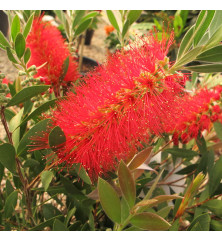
[6,85,50,107]
[48,126,66,149]
[172,46,203,70]
[23,13,34,39]
[209,10,222,37]
[205,25,222,50]
[127,10,142,25]
[214,122,222,141]
[6,47,18,64]
[157,206,173,219]
[79,11,99,25]
[106,10,120,32]
[53,219,69,231]
[64,207,76,227]
[15,33,26,58]
[60,57,69,81]
[196,45,222,63]
[194,10,215,46]
[0,31,11,48]
[177,25,194,59]
[0,143,16,174]
[17,118,51,156]
[209,156,222,196]
[24,47,31,64]
[184,63,222,73]
[98,177,121,224]
[122,20,130,39]
[176,164,198,175]
[203,200,222,217]
[187,213,210,231]
[196,150,214,175]
[118,161,136,208]
[164,147,199,158]
[4,191,18,218]
[6,179,14,197]
[72,163,92,185]
[72,10,86,29]
[41,170,54,192]
[211,219,222,231]
[74,18,92,37]
[54,10,65,24]
[30,215,63,231]
[18,98,58,128]
[11,14,20,42]
[130,212,171,231]
[9,108,24,149]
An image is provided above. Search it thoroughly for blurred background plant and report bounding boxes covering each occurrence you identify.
[0,10,222,232]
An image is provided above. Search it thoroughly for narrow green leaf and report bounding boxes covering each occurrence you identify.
[209,10,222,37]
[7,85,50,107]
[6,179,14,197]
[23,13,34,39]
[196,45,222,63]
[11,14,20,42]
[74,18,92,37]
[209,156,222,196]
[64,207,76,227]
[118,161,136,208]
[127,10,142,25]
[98,177,121,224]
[79,11,98,25]
[24,47,31,64]
[0,31,11,48]
[53,219,69,231]
[214,122,222,141]
[106,10,120,32]
[130,212,171,231]
[54,10,65,24]
[60,57,69,80]
[157,206,173,219]
[184,63,222,73]
[15,33,26,58]
[203,200,222,217]
[187,213,210,231]
[205,25,222,50]
[194,10,215,46]
[122,20,130,39]
[72,10,86,29]
[17,118,51,156]
[0,143,17,174]
[41,170,54,192]
[164,147,199,158]
[30,215,63,231]
[6,47,18,64]
[211,219,222,231]
[4,191,18,218]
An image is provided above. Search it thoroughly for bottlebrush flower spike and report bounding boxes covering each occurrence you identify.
[26,16,79,94]
[171,85,222,145]
[31,32,189,180]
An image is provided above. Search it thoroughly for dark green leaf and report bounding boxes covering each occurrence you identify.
[197,150,214,175]
[196,45,222,63]
[185,63,222,73]
[72,10,86,29]
[53,219,69,231]
[188,213,210,231]
[127,10,142,25]
[0,143,16,174]
[7,85,50,107]
[0,163,4,183]
[74,18,92,37]
[60,57,69,80]
[72,163,92,185]
[209,156,222,196]
[64,207,76,227]
[122,20,130,39]
[130,212,171,231]
[209,10,222,37]
[214,122,222,141]
[4,191,18,218]
[211,219,222,231]
[157,206,173,219]
[6,179,14,197]
[106,10,120,32]
[164,147,199,158]
[118,161,136,208]
[41,170,54,191]
[48,126,66,149]
[30,215,63,231]
[79,11,99,25]
[205,25,222,50]
[203,200,222,217]
[17,118,51,156]
[23,13,34,39]
[98,177,121,224]
[11,14,20,42]
[0,31,11,48]
[176,164,198,175]
[24,47,31,64]
[15,33,26,58]
[6,47,18,64]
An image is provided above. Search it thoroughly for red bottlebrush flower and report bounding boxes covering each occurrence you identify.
[26,16,79,93]
[171,85,222,145]
[31,32,190,180]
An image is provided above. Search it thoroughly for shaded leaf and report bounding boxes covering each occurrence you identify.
[165,147,199,158]
[30,215,63,231]
[48,126,66,150]
[196,45,222,62]
[53,219,69,231]
[187,213,210,231]
[214,122,222,141]
[41,170,54,191]
[4,191,18,218]
[0,143,17,174]
[185,63,222,73]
